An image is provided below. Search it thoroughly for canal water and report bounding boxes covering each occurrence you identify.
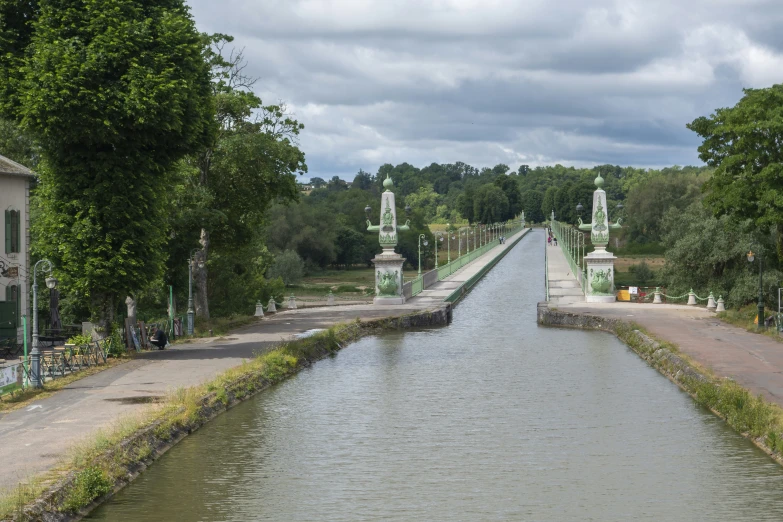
[88,229,783,521]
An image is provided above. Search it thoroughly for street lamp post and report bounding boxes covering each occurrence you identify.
[418,234,428,277]
[31,259,57,388]
[435,234,443,268]
[447,225,453,263]
[747,248,765,330]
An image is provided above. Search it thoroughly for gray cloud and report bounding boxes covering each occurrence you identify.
[186,0,783,180]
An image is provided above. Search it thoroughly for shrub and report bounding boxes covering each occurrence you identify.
[66,333,93,346]
[268,250,305,286]
[61,467,113,513]
[631,261,654,284]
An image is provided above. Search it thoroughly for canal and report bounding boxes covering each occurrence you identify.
[88,229,783,521]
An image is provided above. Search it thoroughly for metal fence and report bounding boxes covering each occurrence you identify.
[408,221,524,297]
[550,219,587,294]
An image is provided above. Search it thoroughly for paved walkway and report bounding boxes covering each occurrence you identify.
[541,232,783,418]
[546,242,584,305]
[0,228,531,492]
[409,228,530,307]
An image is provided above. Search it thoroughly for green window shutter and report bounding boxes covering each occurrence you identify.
[4,210,9,254]
[12,210,19,253]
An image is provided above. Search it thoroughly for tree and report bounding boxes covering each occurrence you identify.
[0,119,38,168]
[624,172,705,243]
[352,170,373,190]
[268,250,304,286]
[327,175,347,191]
[334,225,365,268]
[541,187,557,222]
[3,0,214,325]
[310,177,326,188]
[688,84,783,260]
[494,175,522,220]
[521,190,545,223]
[660,202,781,307]
[187,35,306,318]
[473,184,509,224]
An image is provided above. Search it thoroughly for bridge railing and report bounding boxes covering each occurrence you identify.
[550,219,586,294]
[409,221,523,297]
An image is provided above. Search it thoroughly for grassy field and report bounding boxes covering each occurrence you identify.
[613,255,665,271]
[612,255,665,287]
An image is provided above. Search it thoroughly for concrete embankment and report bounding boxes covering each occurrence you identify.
[537,303,783,467]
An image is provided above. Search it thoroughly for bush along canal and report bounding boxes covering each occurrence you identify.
[83,230,783,521]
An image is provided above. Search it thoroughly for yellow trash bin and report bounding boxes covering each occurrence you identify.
[617,289,630,301]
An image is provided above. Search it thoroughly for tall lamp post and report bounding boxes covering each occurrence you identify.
[31,259,57,388]
[447,224,452,263]
[435,234,443,268]
[747,248,765,330]
[418,234,428,277]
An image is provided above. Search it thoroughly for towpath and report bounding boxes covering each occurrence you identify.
[545,236,783,412]
[0,228,530,492]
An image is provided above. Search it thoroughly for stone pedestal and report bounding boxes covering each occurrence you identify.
[372,250,406,305]
[585,247,616,303]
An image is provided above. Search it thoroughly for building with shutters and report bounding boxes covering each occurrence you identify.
[0,154,33,340]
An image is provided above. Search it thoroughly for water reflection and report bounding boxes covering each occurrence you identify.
[88,230,783,521]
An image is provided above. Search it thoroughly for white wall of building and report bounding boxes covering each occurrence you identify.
[0,174,31,338]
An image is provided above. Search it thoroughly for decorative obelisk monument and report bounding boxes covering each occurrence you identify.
[578,174,622,303]
[366,175,410,305]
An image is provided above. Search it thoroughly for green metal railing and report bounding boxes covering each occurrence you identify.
[544,237,549,301]
[409,221,523,297]
[550,218,587,294]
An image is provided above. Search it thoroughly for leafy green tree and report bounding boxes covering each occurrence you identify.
[660,202,781,307]
[327,175,348,191]
[456,187,476,223]
[521,190,544,223]
[494,175,522,220]
[2,0,214,325]
[405,185,441,223]
[473,184,509,224]
[0,118,38,168]
[334,225,365,268]
[310,177,326,188]
[688,84,783,259]
[624,172,706,243]
[541,187,557,222]
[352,170,374,190]
[186,36,306,318]
[268,250,304,286]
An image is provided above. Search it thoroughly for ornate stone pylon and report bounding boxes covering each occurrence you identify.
[366,175,410,304]
[578,174,622,303]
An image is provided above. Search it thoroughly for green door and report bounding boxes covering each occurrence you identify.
[0,302,17,339]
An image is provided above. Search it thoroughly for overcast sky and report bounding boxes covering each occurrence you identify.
[186,0,783,180]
